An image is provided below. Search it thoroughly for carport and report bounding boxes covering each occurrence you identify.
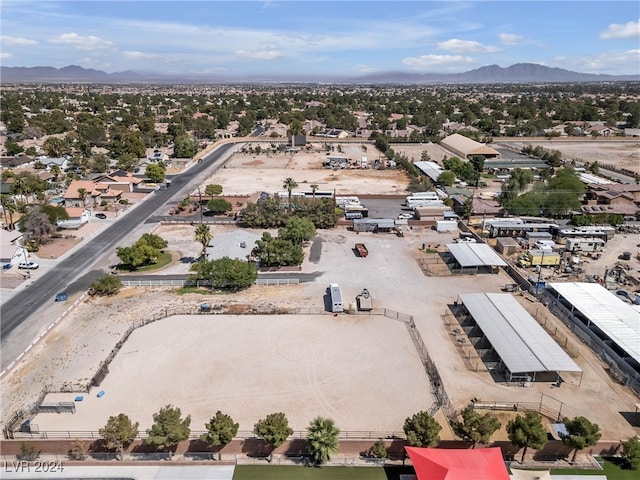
[456,293,583,385]
[446,243,507,274]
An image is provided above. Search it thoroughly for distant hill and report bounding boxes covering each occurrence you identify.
[1,63,638,84]
[0,65,147,83]
[355,63,640,84]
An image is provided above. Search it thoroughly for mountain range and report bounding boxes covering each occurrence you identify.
[1,63,639,84]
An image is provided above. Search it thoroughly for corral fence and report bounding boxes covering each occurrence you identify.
[10,428,407,442]
[471,393,566,422]
[4,304,436,440]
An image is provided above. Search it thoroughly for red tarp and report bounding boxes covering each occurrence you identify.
[405,446,510,480]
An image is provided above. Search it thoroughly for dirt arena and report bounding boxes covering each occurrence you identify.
[30,313,432,434]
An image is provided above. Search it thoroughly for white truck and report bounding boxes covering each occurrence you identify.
[330,283,343,313]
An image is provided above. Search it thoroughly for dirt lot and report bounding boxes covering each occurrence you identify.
[509,139,640,175]
[205,142,410,196]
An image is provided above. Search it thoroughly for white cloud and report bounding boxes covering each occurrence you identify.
[0,35,38,46]
[49,33,112,50]
[0,52,14,59]
[552,49,640,75]
[123,51,172,62]
[600,19,640,39]
[498,33,523,46]
[354,64,379,73]
[235,47,285,60]
[402,54,475,69]
[437,39,500,54]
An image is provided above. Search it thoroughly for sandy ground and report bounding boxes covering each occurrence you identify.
[205,142,410,196]
[507,140,640,175]
[33,314,431,433]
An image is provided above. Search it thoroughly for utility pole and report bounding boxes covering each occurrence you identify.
[197,188,203,223]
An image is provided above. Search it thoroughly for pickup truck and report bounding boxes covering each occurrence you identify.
[355,243,368,257]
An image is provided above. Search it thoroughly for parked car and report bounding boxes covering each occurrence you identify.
[619,251,631,261]
[18,262,39,270]
[94,213,107,219]
[397,213,413,220]
[55,292,68,302]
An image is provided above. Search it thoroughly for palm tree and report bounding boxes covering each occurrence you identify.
[50,164,61,181]
[77,188,87,206]
[306,416,340,465]
[11,175,27,211]
[310,184,319,202]
[282,177,298,211]
[0,194,15,229]
[194,223,212,259]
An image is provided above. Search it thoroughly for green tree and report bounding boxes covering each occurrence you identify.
[116,153,139,172]
[146,405,191,452]
[40,204,69,225]
[99,413,139,459]
[146,163,166,183]
[251,232,304,267]
[451,407,501,448]
[254,412,294,459]
[201,410,239,457]
[139,233,168,250]
[506,411,548,462]
[18,442,40,461]
[561,416,601,462]
[282,177,298,210]
[173,133,198,158]
[5,138,23,156]
[116,243,160,269]
[194,223,212,258]
[278,216,316,245]
[206,198,232,215]
[403,411,441,447]
[90,275,123,296]
[306,417,340,465]
[204,184,223,196]
[437,171,456,186]
[190,257,257,290]
[368,439,388,459]
[621,436,640,470]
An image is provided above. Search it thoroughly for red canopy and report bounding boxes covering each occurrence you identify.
[405,446,510,480]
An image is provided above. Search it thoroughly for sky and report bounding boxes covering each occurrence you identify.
[0,1,639,78]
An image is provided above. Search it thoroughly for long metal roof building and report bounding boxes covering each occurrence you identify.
[458,293,582,382]
[547,282,640,365]
[447,243,507,268]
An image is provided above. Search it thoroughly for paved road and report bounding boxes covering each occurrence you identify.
[0,141,242,369]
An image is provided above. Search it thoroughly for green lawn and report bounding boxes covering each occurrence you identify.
[550,457,637,479]
[117,252,173,272]
[232,458,636,480]
[233,465,388,480]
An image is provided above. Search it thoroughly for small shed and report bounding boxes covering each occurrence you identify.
[436,220,458,232]
[495,237,520,256]
[352,218,395,233]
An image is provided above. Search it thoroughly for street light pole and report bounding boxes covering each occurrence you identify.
[197,188,203,223]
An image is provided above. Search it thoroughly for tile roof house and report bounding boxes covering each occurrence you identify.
[584,183,640,218]
[94,171,143,193]
[64,180,100,207]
